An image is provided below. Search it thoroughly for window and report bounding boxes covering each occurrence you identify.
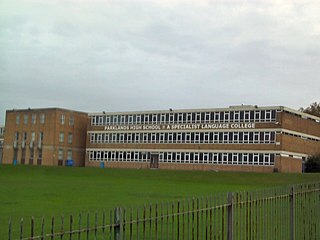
[222,153,228,164]
[195,113,201,123]
[160,114,166,123]
[32,114,36,124]
[234,111,240,122]
[264,132,270,143]
[67,150,72,160]
[135,133,140,143]
[58,149,63,160]
[233,132,239,143]
[68,133,73,144]
[224,112,230,122]
[31,132,35,142]
[128,115,133,124]
[40,114,45,124]
[265,110,272,122]
[22,132,27,141]
[16,115,20,125]
[60,114,65,125]
[69,116,74,126]
[59,132,64,143]
[244,111,250,122]
[24,115,28,124]
[14,132,19,141]
[152,114,157,124]
[169,113,174,123]
[205,112,210,122]
[39,132,44,142]
[243,132,249,143]
[186,113,192,123]
[38,149,43,160]
[119,133,124,143]
[120,115,126,124]
[195,133,200,143]
[214,112,220,122]
[223,132,229,143]
[136,115,141,124]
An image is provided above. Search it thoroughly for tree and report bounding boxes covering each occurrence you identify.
[304,154,320,173]
[299,102,320,117]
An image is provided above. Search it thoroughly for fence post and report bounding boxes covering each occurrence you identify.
[289,186,295,240]
[8,218,12,240]
[114,207,121,240]
[227,192,233,240]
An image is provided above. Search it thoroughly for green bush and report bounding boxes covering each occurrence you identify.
[305,154,320,172]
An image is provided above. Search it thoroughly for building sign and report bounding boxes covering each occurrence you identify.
[104,123,256,131]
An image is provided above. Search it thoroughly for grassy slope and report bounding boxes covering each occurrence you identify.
[0,165,319,236]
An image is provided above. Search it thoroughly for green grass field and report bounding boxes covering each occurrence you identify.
[0,165,319,237]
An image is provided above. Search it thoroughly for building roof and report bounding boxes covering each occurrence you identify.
[88,105,320,122]
[6,107,88,115]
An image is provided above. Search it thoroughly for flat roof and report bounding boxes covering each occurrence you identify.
[88,105,320,121]
[6,107,88,115]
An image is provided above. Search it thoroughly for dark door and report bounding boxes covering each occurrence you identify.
[150,154,159,169]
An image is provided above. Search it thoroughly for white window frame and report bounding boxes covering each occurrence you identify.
[60,114,65,125]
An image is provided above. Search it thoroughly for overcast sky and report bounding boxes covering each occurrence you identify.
[1,0,319,125]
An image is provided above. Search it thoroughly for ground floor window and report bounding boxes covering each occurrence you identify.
[88,150,275,166]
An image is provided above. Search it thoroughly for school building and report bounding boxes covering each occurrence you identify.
[85,105,320,173]
[2,108,88,167]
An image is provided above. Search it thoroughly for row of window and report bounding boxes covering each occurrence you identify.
[14,131,44,142]
[282,131,320,142]
[15,113,74,126]
[58,149,73,160]
[16,113,45,125]
[13,131,73,144]
[88,151,275,166]
[13,148,42,160]
[89,131,276,144]
[90,110,277,126]
[59,132,73,144]
[13,148,73,161]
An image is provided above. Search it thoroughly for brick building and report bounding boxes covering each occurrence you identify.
[85,106,320,173]
[2,108,88,166]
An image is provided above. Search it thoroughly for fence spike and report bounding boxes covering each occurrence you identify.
[41,217,45,240]
[31,216,35,239]
[8,218,12,240]
[86,212,90,240]
[20,218,24,240]
[78,213,82,240]
[51,216,55,240]
[95,211,98,239]
[69,215,73,240]
[61,215,64,238]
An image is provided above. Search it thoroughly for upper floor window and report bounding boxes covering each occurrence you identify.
[24,115,28,125]
[32,114,36,124]
[68,133,73,144]
[60,114,65,125]
[69,116,74,126]
[40,114,45,124]
[59,132,64,143]
[16,115,20,125]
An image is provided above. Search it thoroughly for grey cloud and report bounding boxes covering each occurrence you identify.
[1,1,320,124]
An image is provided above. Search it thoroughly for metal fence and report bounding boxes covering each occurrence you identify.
[8,182,320,240]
